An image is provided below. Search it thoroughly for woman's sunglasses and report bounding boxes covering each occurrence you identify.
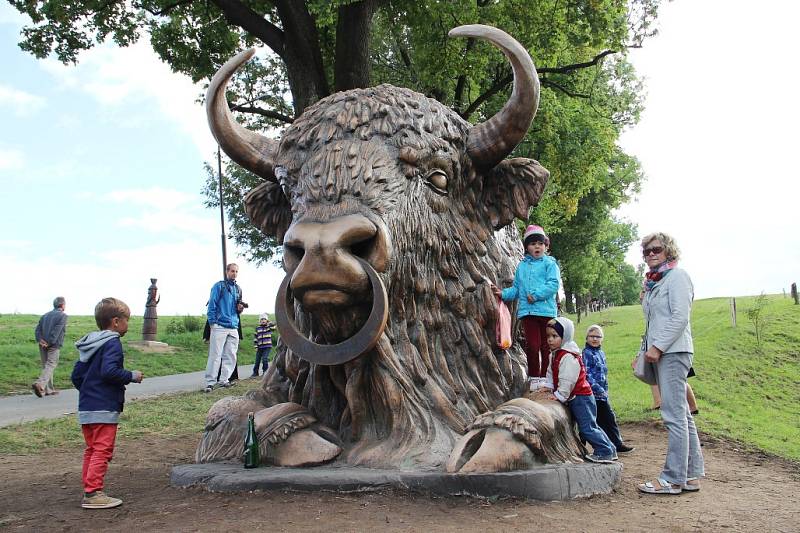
[643,246,664,257]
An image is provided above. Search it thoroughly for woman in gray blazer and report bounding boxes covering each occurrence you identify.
[637,232,705,495]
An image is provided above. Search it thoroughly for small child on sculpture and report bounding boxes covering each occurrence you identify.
[541,316,617,463]
[492,224,561,385]
[252,313,274,377]
[582,324,634,454]
[71,297,143,509]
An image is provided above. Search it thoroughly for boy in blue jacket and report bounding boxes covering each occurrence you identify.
[492,224,561,386]
[582,324,634,454]
[71,297,143,509]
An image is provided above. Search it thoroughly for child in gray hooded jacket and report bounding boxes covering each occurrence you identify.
[71,298,143,509]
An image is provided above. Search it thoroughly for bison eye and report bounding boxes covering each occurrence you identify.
[425,169,449,196]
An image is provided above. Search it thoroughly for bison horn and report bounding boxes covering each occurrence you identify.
[206,48,278,181]
[449,25,540,170]
[274,257,389,366]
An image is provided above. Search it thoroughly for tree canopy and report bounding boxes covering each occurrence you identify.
[10,0,661,297]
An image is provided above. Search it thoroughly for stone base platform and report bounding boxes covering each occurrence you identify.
[128,340,172,353]
[171,461,622,501]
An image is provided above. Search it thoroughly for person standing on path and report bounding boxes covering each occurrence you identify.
[251,314,273,377]
[72,297,143,509]
[204,263,242,392]
[636,232,704,495]
[32,296,68,397]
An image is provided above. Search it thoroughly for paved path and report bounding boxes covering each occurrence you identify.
[0,365,256,428]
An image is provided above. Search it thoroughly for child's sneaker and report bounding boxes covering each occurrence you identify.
[584,454,615,464]
[616,444,635,454]
[81,491,122,509]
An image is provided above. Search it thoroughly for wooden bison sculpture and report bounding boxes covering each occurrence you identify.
[196,25,584,472]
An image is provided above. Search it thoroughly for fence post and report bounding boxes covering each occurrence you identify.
[792,283,799,305]
[730,297,737,327]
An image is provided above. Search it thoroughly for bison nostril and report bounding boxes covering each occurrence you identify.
[349,235,376,261]
[283,243,305,272]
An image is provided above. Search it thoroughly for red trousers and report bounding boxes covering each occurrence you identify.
[521,315,552,378]
[81,423,117,493]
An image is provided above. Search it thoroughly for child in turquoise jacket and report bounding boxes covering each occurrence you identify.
[492,225,561,383]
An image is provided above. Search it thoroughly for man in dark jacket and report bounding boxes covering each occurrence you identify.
[33,296,68,397]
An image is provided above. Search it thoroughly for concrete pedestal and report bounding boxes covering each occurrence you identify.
[171,461,622,501]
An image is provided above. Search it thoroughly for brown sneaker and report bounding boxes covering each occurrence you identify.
[31,383,44,398]
[81,491,123,509]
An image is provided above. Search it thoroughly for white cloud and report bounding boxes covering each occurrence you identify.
[117,210,216,236]
[104,187,200,208]
[41,40,216,158]
[0,146,24,171]
[0,84,46,115]
[74,187,218,236]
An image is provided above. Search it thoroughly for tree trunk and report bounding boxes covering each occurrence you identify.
[334,0,379,91]
[275,0,330,114]
[564,290,575,314]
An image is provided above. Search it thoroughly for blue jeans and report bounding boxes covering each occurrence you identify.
[596,398,625,448]
[569,394,616,458]
[253,347,270,374]
[656,351,705,484]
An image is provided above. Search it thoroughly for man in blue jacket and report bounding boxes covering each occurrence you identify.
[204,263,242,392]
[33,296,68,397]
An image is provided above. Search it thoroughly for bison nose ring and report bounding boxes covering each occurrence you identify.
[274,257,389,365]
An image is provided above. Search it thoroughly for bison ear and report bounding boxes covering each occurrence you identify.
[244,181,293,242]
[483,158,549,230]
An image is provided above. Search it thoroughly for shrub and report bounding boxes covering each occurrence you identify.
[181,315,202,332]
[164,315,202,335]
[746,293,769,350]
[165,319,186,334]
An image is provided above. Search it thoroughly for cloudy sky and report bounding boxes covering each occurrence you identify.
[1,1,798,317]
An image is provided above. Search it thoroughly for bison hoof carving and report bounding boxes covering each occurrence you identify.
[196,398,342,467]
[446,398,584,473]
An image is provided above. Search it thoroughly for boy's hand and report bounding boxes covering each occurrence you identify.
[132,370,144,383]
[490,284,502,297]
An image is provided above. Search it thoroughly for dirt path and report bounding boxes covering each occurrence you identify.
[1,421,797,532]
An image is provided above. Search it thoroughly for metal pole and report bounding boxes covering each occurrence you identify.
[218,147,228,279]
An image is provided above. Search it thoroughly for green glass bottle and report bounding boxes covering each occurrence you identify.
[243,412,260,469]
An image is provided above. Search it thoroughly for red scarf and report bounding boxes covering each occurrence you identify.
[643,260,677,292]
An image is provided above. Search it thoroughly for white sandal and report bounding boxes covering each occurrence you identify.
[638,478,682,495]
[682,477,700,492]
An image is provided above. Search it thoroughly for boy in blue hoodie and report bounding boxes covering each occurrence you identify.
[582,325,634,454]
[492,224,561,386]
[72,297,143,509]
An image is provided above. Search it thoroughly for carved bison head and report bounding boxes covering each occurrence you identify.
[207,25,548,364]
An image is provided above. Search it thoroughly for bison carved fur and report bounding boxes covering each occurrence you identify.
[196,25,584,471]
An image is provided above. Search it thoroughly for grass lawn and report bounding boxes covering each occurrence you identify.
[1,295,798,462]
[0,313,272,395]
